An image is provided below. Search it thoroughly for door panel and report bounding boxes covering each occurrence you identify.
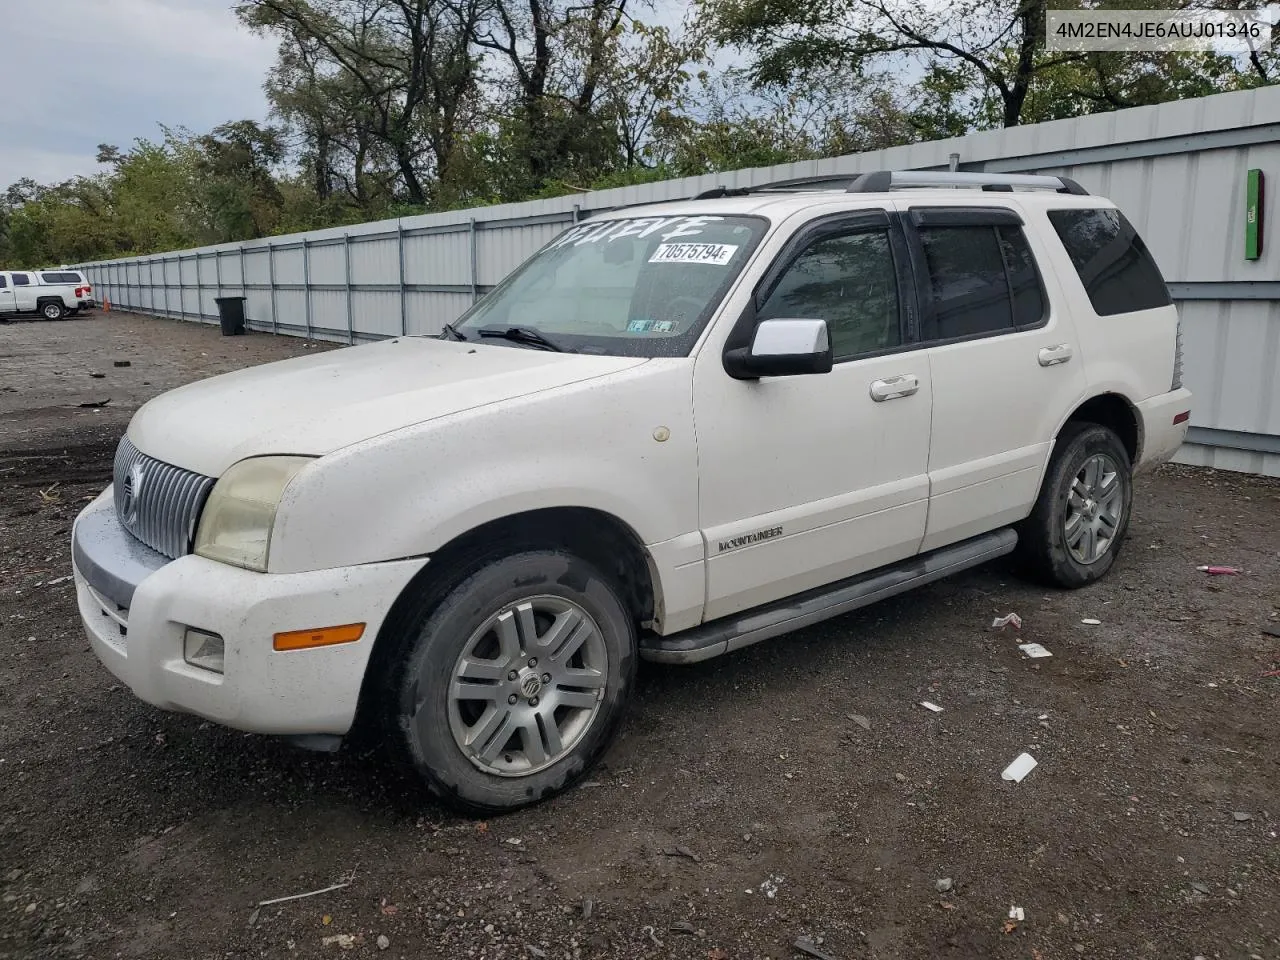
[899,204,1086,552]
[0,279,14,314]
[10,274,37,311]
[695,214,932,621]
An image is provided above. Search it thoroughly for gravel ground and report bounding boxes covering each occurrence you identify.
[2,311,1278,960]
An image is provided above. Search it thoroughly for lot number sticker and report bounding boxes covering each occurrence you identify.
[649,242,738,266]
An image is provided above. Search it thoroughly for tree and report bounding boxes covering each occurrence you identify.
[238,0,486,205]
[701,0,1275,131]
[701,0,1091,127]
[187,121,289,241]
[466,0,633,190]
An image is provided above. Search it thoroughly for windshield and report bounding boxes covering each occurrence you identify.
[452,214,767,356]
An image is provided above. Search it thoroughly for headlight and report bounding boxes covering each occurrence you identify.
[193,456,312,572]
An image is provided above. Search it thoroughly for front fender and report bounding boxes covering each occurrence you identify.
[267,358,699,575]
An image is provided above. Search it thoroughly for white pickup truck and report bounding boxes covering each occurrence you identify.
[0,270,83,320]
[71,171,1192,813]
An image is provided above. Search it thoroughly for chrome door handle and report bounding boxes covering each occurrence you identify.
[870,374,920,402]
[1038,343,1073,366]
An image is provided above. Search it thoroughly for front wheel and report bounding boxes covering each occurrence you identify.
[41,301,65,321]
[1016,422,1133,588]
[378,550,636,814]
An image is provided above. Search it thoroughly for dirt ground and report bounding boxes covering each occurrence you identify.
[1,311,1278,960]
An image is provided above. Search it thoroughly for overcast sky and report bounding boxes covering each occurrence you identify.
[0,0,278,187]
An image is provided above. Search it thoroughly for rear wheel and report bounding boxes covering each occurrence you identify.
[40,301,65,321]
[1016,422,1133,588]
[377,549,636,814]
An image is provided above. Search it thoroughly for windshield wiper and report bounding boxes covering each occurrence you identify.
[439,322,468,341]
[476,325,566,352]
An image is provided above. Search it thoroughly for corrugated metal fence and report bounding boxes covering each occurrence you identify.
[78,86,1280,475]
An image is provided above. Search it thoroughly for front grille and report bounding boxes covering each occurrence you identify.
[113,436,215,559]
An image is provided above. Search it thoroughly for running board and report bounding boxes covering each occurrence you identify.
[640,528,1018,664]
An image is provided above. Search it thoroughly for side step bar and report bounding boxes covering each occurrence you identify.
[640,528,1018,664]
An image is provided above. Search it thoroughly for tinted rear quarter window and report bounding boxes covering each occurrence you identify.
[41,271,81,284]
[11,273,30,286]
[1047,208,1171,315]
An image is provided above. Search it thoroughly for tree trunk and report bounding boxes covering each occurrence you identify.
[1003,0,1043,127]
[396,146,426,206]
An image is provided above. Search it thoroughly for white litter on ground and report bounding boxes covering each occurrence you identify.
[1001,753,1038,783]
[992,613,1022,630]
[1081,618,1102,625]
[920,701,944,713]
[1018,642,1053,658]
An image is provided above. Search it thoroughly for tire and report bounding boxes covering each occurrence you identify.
[40,301,65,321]
[376,549,636,814]
[1016,422,1133,588]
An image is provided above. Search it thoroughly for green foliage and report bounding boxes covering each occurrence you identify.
[2,0,1274,268]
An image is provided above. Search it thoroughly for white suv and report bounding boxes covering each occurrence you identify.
[71,171,1191,812]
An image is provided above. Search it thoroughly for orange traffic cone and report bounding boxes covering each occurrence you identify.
[103,296,111,312]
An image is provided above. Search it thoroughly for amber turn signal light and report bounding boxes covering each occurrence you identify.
[273,622,366,651]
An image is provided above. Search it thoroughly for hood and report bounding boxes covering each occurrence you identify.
[128,337,647,476]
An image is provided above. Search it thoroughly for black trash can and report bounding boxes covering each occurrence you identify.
[214,296,247,336]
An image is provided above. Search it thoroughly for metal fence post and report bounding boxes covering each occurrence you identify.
[344,233,354,344]
[268,243,278,335]
[239,245,247,323]
[148,259,155,312]
[572,203,581,223]
[194,254,203,322]
[303,237,313,340]
[162,258,171,318]
[215,249,223,305]
[397,220,407,336]
[177,256,186,321]
[469,217,479,303]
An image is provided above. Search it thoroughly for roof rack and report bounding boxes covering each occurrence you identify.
[846,170,1089,196]
[693,175,860,199]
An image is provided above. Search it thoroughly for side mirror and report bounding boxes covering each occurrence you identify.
[723,318,834,380]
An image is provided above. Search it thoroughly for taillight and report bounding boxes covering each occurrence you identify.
[75,287,84,297]
[1171,312,1184,390]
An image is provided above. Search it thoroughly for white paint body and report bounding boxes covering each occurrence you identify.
[0,271,80,314]
[71,189,1192,736]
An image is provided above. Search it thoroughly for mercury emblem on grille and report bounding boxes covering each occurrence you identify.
[121,462,145,524]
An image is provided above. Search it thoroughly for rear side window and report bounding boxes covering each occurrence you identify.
[41,271,81,284]
[916,223,1044,340]
[0,276,7,288]
[11,273,30,286]
[1047,208,1171,316]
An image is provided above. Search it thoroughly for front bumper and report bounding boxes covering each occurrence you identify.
[72,487,427,736]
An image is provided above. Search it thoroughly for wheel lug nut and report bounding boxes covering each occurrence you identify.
[507,671,518,681]
[541,673,551,684]
[508,694,518,705]
[529,696,539,707]
[528,657,538,667]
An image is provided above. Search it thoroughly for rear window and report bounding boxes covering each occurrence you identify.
[41,271,82,284]
[1047,208,1171,316]
[10,273,30,286]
